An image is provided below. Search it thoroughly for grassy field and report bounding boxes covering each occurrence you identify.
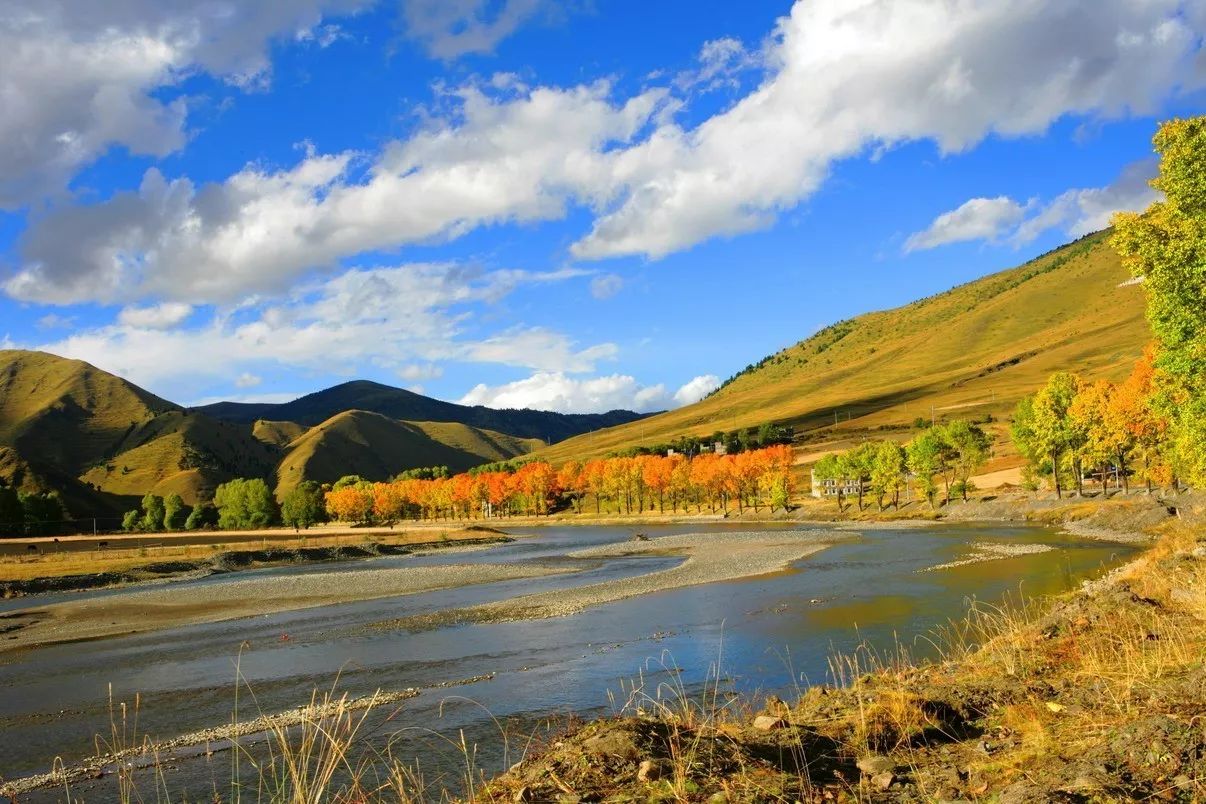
[534,232,1147,466]
[0,526,499,583]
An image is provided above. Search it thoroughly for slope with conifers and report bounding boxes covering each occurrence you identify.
[272,411,542,498]
[535,230,1149,465]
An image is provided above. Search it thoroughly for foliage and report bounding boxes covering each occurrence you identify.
[213,478,278,529]
[323,446,798,523]
[18,491,67,536]
[185,504,216,531]
[0,483,22,532]
[122,509,141,532]
[141,493,165,532]
[1112,116,1206,486]
[281,481,328,529]
[163,493,187,530]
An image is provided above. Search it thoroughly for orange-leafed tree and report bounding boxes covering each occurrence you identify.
[326,484,375,524]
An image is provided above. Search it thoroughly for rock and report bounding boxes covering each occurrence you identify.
[871,771,894,790]
[752,714,787,731]
[856,754,894,775]
[582,730,639,761]
[637,759,669,782]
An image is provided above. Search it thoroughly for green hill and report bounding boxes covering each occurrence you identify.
[535,231,1149,464]
[273,411,542,498]
[196,379,647,442]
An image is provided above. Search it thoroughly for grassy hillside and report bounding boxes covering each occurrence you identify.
[273,411,541,497]
[196,379,647,442]
[535,232,1148,464]
[0,350,277,513]
[252,419,308,447]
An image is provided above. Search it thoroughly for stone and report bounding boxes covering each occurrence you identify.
[752,715,787,731]
[871,771,894,790]
[582,730,639,761]
[637,759,668,782]
[856,754,894,775]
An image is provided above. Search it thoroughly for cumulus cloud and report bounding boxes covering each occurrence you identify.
[908,159,1161,251]
[117,302,193,329]
[8,84,666,305]
[672,374,720,406]
[570,0,1205,260]
[6,1,1201,304]
[459,372,720,414]
[0,0,370,208]
[905,197,1028,252]
[234,372,262,388]
[401,0,549,58]
[28,263,613,396]
[589,273,624,300]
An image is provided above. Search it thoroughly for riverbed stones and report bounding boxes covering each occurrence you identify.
[856,754,894,775]
[637,759,670,782]
[871,770,894,790]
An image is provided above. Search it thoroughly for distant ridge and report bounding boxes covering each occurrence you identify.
[195,379,648,442]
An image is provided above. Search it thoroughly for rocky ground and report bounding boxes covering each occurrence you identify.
[475,500,1206,803]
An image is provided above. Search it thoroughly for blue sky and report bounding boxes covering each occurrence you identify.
[1,1,1203,412]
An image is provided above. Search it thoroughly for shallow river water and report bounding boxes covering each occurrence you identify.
[0,521,1133,799]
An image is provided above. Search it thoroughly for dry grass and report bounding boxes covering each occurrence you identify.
[0,528,499,582]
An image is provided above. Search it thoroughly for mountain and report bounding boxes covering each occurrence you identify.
[0,350,278,514]
[195,380,647,442]
[533,231,1149,463]
[0,352,553,515]
[273,411,541,498]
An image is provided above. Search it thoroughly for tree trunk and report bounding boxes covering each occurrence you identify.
[1052,449,1062,499]
[1118,452,1129,495]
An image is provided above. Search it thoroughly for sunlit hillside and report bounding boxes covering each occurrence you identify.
[535,231,1148,466]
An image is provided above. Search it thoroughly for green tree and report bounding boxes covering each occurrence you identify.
[122,509,141,532]
[906,429,944,509]
[20,492,67,536]
[141,493,165,532]
[185,504,215,531]
[281,481,327,530]
[213,478,278,529]
[812,453,844,511]
[939,420,991,502]
[0,483,22,535]
[870,440,906,510]
[163,494,187,530]
[1014,373,1083,498]
[1113,117,1206,487]
[839,443,875,512]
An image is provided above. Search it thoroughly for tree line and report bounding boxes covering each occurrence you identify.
[0,484,68,536]
[811,420,991,511]
[324,445,796,524]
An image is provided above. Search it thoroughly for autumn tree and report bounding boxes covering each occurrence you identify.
[1112,116,1206,487]
[939,420,991,502]
[838,443,875,511]
[812,453,844,511]
[906,429,944,509]
[1013,373,1083,498]
[870,440,906,510]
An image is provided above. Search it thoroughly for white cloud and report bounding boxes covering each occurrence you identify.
[570,0,1205,260]
[0,0,370,209]
[398,363,444,381]
[117,302,193,329]
[905,196,1028,252]
[35,313,75,330]
[458,371,721,414]
[8,83,666,305]
[589,273,624,300]
[6,1,1201,307]
[234,372,262,389]
[1012,158,1161,244]
[27,263,613,397]
[908,159,1161,251]
[672,374,721,406]
[401,0,548,58]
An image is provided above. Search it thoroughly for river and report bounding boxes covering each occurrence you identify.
[0,521,1133,800]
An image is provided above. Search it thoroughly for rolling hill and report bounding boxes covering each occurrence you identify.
[0,351,551,516]
[533,231,1149,465]
[196,379,647,442]
[272,412,541,498]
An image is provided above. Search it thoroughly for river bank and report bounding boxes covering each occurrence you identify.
[475,502,1206,801]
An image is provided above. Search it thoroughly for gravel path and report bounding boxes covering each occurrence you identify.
[919,541,1054,572]
[374,529,848,631]
[0,561,584,651]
